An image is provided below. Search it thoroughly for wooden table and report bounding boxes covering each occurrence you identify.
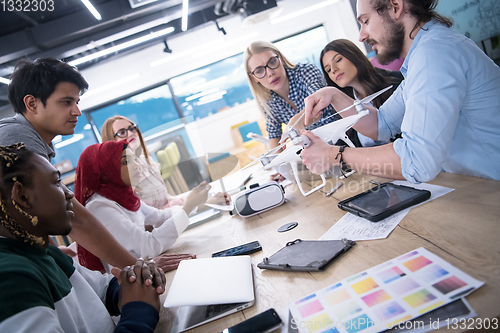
[156,171,500,333]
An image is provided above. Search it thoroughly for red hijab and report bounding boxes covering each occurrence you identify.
[74,140,140,272]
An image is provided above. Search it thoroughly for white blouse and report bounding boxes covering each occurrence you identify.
[85,194,189,269]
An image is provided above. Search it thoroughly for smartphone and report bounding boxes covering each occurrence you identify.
[221,308,282,333]
[337,183,431,222]
[212,241,262,257]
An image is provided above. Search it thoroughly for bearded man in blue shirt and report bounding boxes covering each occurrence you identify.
[301,0,500,183]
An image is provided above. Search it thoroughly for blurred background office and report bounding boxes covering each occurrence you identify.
[0,0,498,191]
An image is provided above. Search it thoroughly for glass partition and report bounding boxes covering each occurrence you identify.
[90,84,180,133]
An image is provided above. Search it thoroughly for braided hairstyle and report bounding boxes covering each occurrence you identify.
[0,143,44,246]
[371,0,453,38]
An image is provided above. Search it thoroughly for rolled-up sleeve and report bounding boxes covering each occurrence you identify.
[391,42,467,183]
[377,83,406,142]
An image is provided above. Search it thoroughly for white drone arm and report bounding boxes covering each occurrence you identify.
[311,110,369,148]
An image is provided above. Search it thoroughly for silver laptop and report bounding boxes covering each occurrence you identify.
[164,256,255,332]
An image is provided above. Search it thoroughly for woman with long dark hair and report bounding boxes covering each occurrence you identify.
[319,39,403,146]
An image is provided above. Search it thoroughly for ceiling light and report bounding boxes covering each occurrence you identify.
[270,0,339,25]
[69,27,175,66]
[182,0,189,31]
[81,0,102,21]
[0,77,10,85]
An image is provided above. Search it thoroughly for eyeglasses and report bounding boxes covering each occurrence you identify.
[114,124,138,138]
[250,55,280,79]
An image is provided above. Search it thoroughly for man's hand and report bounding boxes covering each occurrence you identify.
[111,259,162,312]
[300,130,339,174]
[153,253,196,274]
[269,173,286,182]
[304,87,337,126]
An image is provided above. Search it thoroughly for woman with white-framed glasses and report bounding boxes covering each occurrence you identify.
[244,41,340,150]
[101,116,229,210]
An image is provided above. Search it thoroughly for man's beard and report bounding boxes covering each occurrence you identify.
[369,17,405,65]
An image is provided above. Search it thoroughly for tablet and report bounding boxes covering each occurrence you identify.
[337,183,431,222]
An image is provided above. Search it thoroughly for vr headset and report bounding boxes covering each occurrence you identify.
[230,181,285,218]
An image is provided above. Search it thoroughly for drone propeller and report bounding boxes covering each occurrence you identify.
[335,85,393,115]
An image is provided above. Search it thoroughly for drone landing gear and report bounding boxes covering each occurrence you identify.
[290,162,326,196]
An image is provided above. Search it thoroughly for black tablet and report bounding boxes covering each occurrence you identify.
[337,183,431,222]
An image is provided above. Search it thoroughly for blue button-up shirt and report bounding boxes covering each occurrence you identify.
[265,63,337,139]
[378,20,500,183]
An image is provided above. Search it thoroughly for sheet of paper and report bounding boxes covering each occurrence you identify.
[319,182,454,241]
[288,247,483,333]
[319,208,410,241]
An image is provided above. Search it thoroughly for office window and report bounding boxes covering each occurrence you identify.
[90,84,181,134]
[51,117,98,172]
[274,25,329,69]
[170,55,254,121]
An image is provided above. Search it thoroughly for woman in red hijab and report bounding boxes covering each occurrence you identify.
[74,141,209,272]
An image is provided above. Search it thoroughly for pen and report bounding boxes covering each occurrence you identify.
[240,173,253,187]
[326,182,343,196]
[219,178,227,194]
[227,186,247,195]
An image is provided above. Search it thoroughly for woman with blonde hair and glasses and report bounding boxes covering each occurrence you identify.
[244,41,341,150]
[101,115,229,210]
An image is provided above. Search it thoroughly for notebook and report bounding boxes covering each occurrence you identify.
[165,256,255,332]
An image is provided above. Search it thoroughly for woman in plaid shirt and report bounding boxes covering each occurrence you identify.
[244,41,340,150]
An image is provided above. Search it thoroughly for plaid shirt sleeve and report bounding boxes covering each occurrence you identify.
[298,63,335,119]
[265,105,283,139]
[294,64,340,124]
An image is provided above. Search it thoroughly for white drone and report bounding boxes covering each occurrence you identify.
[241,85,393,196]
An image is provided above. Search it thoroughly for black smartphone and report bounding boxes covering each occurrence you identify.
[221,308,282,333]
[212,241,262,257]
[337,183,431,222]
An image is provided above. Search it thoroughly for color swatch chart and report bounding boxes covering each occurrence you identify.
[288,248,483,333]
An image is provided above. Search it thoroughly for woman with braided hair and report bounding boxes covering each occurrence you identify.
[0,143,47,247]
[0,143,164,332]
